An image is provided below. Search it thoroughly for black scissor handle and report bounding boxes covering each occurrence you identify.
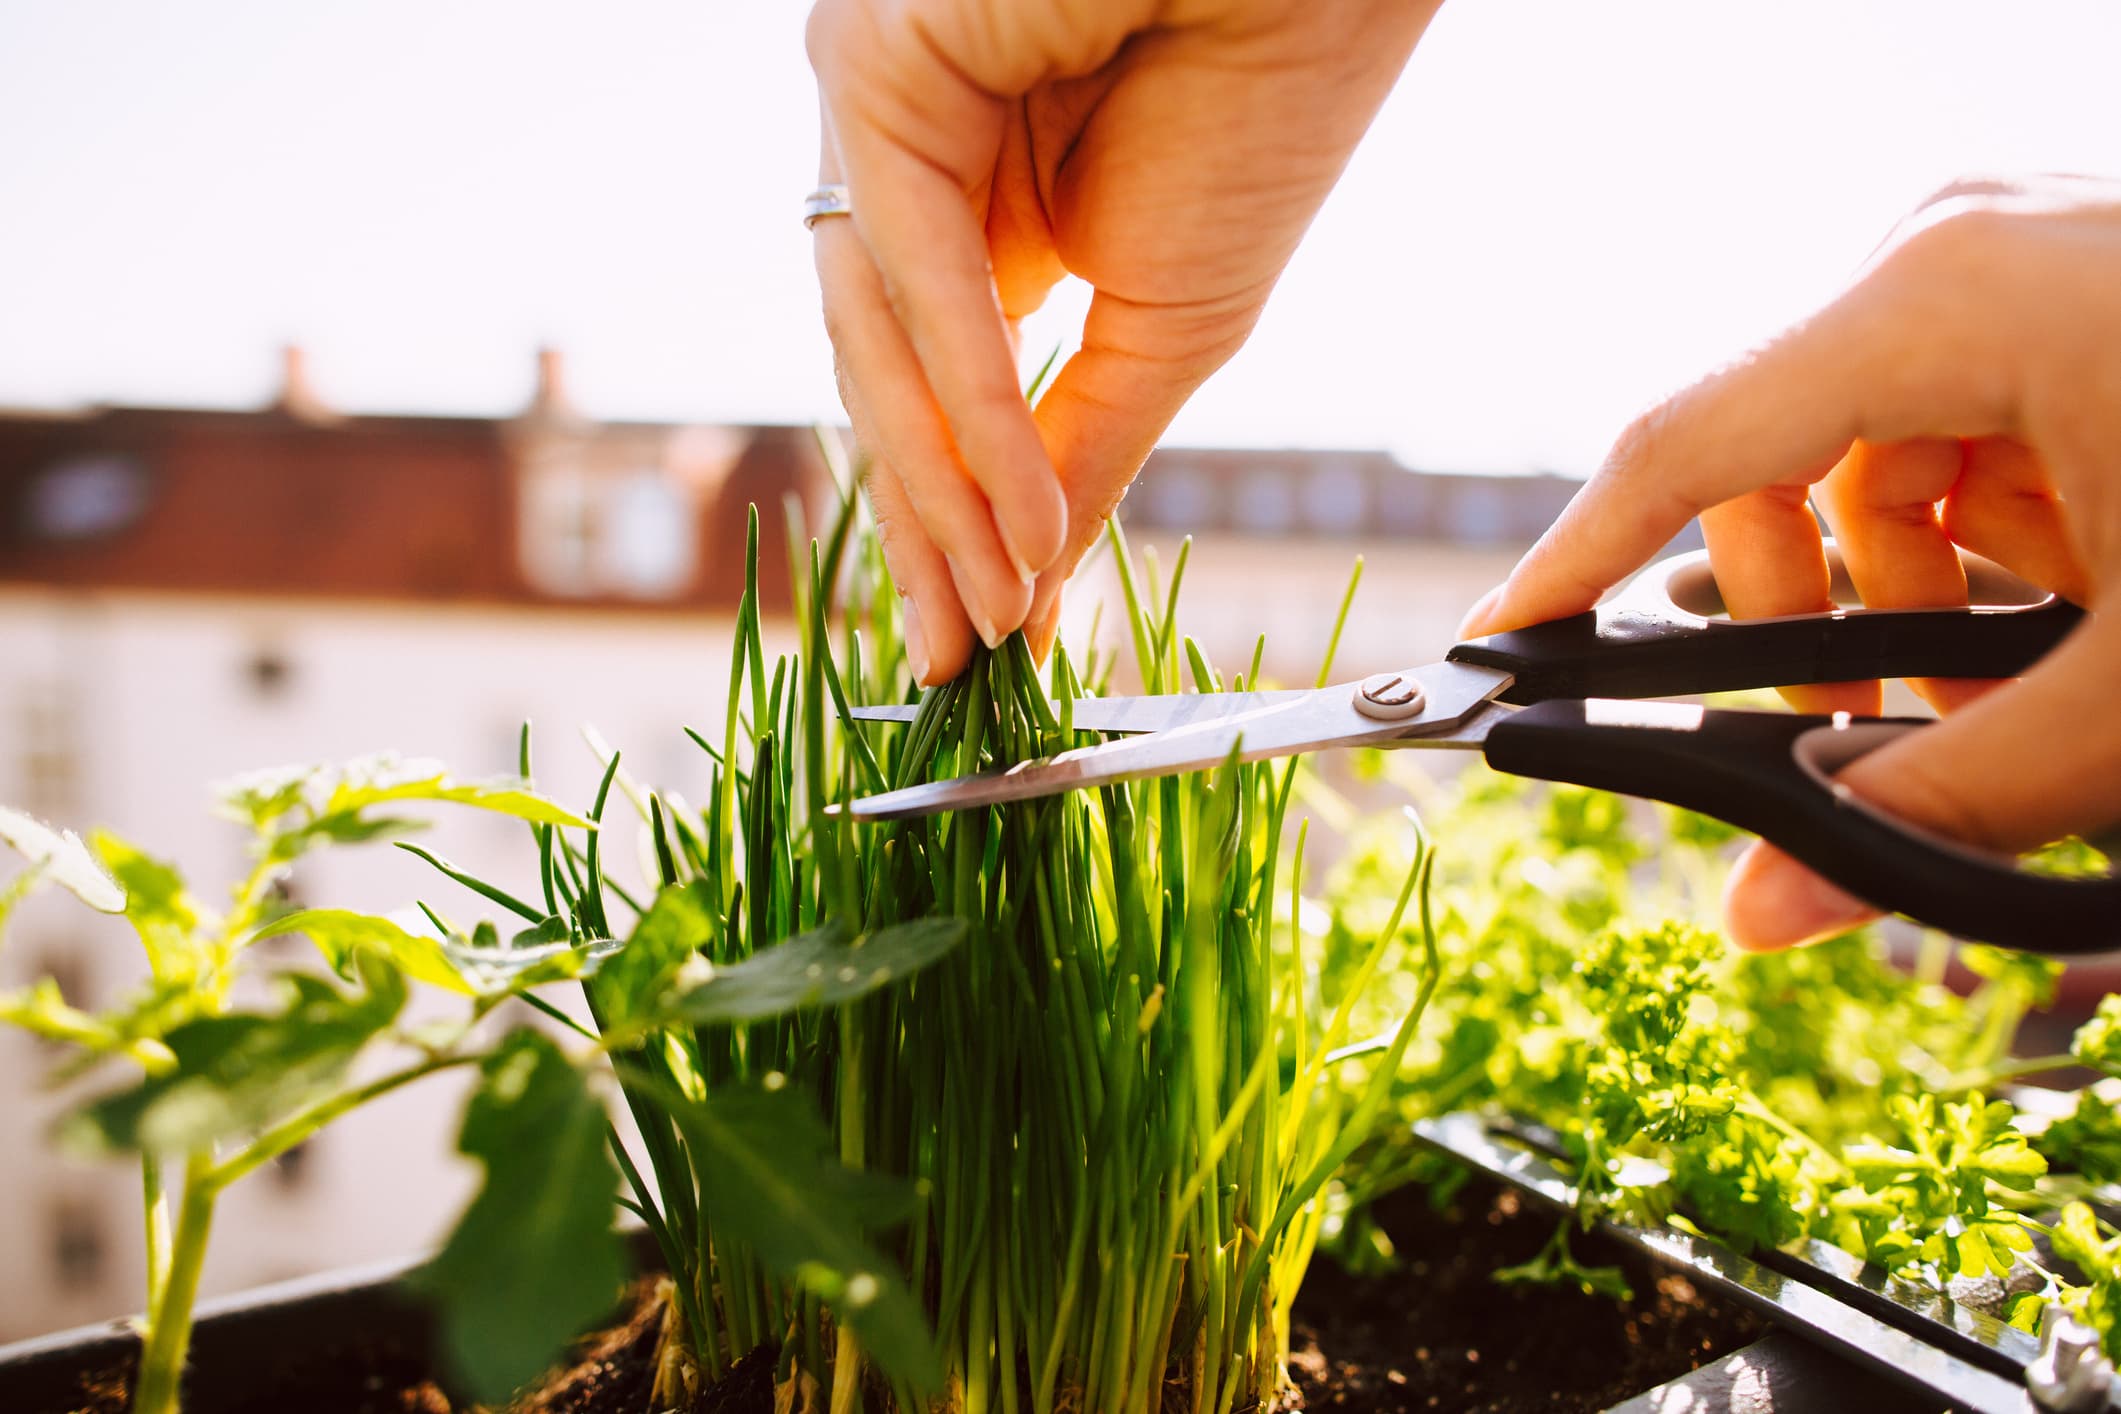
[1451,543,2085,705]
[1482,700,2120,954]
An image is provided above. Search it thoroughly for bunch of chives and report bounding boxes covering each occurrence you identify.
[587,468,1437,1413]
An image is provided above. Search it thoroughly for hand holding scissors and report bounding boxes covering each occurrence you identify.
[845,543,2118,956]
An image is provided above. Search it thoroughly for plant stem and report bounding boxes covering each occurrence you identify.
[207,1055,475,1189]
[141,1155,169,1314]
[132,1154,216,1414]
[1734,1095,1843,1173]
[1943,1053,2081,1093]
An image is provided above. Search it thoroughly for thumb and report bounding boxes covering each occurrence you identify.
[1025,286,1262,626]
[1725,607,2121,949]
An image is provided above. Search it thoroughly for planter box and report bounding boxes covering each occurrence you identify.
[0,1253,438,1414]
[0,1231,665,1414]
[0,1202,1802,1414]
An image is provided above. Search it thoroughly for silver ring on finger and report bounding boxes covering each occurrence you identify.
[803,184,852,231]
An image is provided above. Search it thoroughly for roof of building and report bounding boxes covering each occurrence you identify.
[0,350,830,612]
[0,348,1650,611]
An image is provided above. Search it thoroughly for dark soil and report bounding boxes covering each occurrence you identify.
[25,1178,1758,1414]
[43,1337,450,1414]
[506,1278,665,1414]
[1284,1178,1763,1412]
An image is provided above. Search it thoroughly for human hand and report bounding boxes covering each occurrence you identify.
[1460,177,2121,950]
[807,0,1439,683]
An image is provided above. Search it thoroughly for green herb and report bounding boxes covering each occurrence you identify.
[398,469,1434,1413]
[0,761,602,1414]
[1314,763,2121,1352]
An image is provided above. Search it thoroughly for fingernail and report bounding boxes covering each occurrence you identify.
[1458,586,1504,640]
[1027,589,1063,661]
[999,526,1036,586]
[902,597,931,684]
[1725,842,1880,950]
[944,555,1004,650]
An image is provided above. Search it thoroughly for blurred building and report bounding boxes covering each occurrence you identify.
[0,350,827,1341]
[1099,446,1606,686]
[0,351,1596,1342]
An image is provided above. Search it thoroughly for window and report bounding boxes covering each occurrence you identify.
[1299,459,1368,534]
[245,646,294,698]
[522,469,600,596]
[271,1138,316,1192]
[1139,463,1215,530]
[18,680,81,819]
[1233,468,1297,535]
[597,471,695,597]
[49,1194,106,1291]
[22,454,151,543]
[521,465,698,600]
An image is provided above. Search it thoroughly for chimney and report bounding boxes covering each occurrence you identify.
[271,344,338,424]
[525,346,582,423]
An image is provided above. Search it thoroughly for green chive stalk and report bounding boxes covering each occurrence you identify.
[587,459,1439,1413]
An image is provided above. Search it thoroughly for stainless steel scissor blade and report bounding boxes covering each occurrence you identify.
[846,688,1316,735]
[826,545,2121,954]
[838,661,1512,820]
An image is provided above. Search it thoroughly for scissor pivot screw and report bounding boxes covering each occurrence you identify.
[1355,672,1426,721]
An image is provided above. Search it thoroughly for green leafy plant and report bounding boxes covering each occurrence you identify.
[2,743,978,1414]
[1312,763,2121,1350]
[0,759,601,1414]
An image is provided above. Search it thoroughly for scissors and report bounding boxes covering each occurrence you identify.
[841,544,2118,955]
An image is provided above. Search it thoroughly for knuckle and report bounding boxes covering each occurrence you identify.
[1602,401,1685,486]
[1877,204,2023,287]
[1878,757,2016,856]
[1090,289,1268,384]
[803,1,843,75]
[962,374,1034,425]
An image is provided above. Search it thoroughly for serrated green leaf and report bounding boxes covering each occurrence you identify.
[440,933,615,994]
[1954,1223,2000,1278]
[0,806,125,913]
[668,916,966,1028]
[302,813,430,847]
[2052,1202,2119,1282]
[659,1081,939,1394]
[2073,997,2121,1079]
[512,914,572,948]
[64,958,405,1154]
[0,978,176,1072]
[321,754,594,829]
[93,833,207,981]
[250,908,472,995]
[1969,1138,2048,1189]
[251,908,612,999]
[1844,1144,1920,1187]
[423,1030,622,1403]
[589,880,716,1026]
[215,763,321,829]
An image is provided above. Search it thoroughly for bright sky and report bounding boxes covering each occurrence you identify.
[2,1,2118,474]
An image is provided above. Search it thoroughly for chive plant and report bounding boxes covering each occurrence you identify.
[563,465,1442,1414]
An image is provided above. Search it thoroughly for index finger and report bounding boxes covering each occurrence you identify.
[1463,217,2023,637]
[810,84,1067,579]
